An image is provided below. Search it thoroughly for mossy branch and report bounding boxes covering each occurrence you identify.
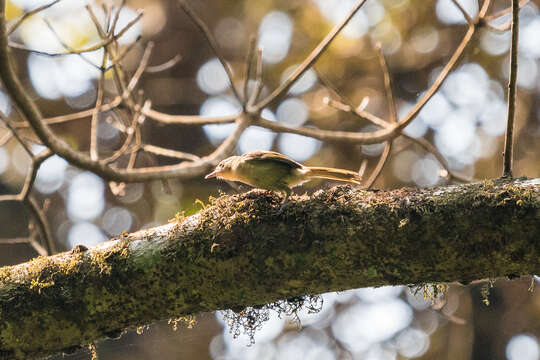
[0,178,539,359]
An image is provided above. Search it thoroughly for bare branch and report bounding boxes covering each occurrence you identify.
[358,158,368,178]
[141,144,201,162]
[503,0,519,177]
[177,0,242,102]
[1,7,249,182]
[10,11,143,60]
[0,129,11,146]
[0,237,31,244]
[142,108,239,125]
[318,70,389,128]
[19,149,54,202]
[450,0,474,25]
[364,44,397,189]
[247,47,264,108]
[13,98,123,128]
[7,0,61,35]
[25,196,55,255]
[28,235,48,256]
[410,137,472,183]
[145,54,182,73]
[85,4,129,100]
[242,35,257,106]
[125,42,154,95]
[253,0,368,111]
[110,0,127,36]
[102,100,149,165]
[484,0,528,23]
[90,45,109,161]
[319,74,470,183]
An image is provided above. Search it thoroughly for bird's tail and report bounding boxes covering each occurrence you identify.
[305,166,363,185]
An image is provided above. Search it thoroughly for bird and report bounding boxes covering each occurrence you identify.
[205,151,362,206]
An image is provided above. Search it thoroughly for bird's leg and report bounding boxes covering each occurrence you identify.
[225,180,243,193]
[277,188,292,214]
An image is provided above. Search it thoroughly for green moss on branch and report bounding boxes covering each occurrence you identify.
[0,177,538,359]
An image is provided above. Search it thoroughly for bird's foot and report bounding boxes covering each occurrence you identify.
[276,194,290,215]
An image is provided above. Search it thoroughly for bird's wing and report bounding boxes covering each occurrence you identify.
[241,151,303,169]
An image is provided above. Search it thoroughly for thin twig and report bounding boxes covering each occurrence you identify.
[13,98,123,128]
[247,47,264,109]
[85,5,129,101]
[102,100,149,165]
[0,237,32,245]
[19,149,54,201]
[482,0,529,32]
[410,137,471,182]
[103,3,112,32]
[142,144,201,162]
[358,159,368,178]
[7,0,61,35]
[317,68,389,128]
[319,74,470,183]
[484,0,528,22]
[40,19,105,71]
[90,47,109,161]
[0,0,248,182]
[125,42,154,95]
[0,129,11,146]
[0,111,32,154]
[450,0,474,25]
[28,235,48,256]
[243,36,257,106]
[253,0,368,111]
[142,108,239,125]
[110,0,127,36]
[11,11,143,59]
[503,0,519,178]
[364,44,397,189]
[25,196,56,254]
[145,54,182,73]
[115,35,143,64]
[177,0,242,102]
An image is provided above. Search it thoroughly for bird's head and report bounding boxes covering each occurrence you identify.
[205,156,238,180]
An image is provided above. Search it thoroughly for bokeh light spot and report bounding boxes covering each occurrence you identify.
[258,11,293,64]
[277,133,322,162]
[101,207,133,236]
[196,58,231,95]
[67,171,105,221]
[331,298,413,350]
[395,328,430,358]
[0,147,9,175]
[35,155,68,194]
[436,0,478,25]
[67,221,107,249]
[238,109,277,153]
[506,334,540,360]
[281,66,317,95]
[201,96,241,145]
[277,98,308,126]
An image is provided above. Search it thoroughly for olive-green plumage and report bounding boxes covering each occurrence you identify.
[205,151,362,199]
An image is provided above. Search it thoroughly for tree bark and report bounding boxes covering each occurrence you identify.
[0,178,538,359]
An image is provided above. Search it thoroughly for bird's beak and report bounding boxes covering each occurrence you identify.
[205,170,219,179]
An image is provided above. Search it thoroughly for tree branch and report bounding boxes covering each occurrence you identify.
[503,0,520,177]
[0,177,538,359]
[253,0,368,111]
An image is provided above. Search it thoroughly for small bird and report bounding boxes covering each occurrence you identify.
[205,151,362,205]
